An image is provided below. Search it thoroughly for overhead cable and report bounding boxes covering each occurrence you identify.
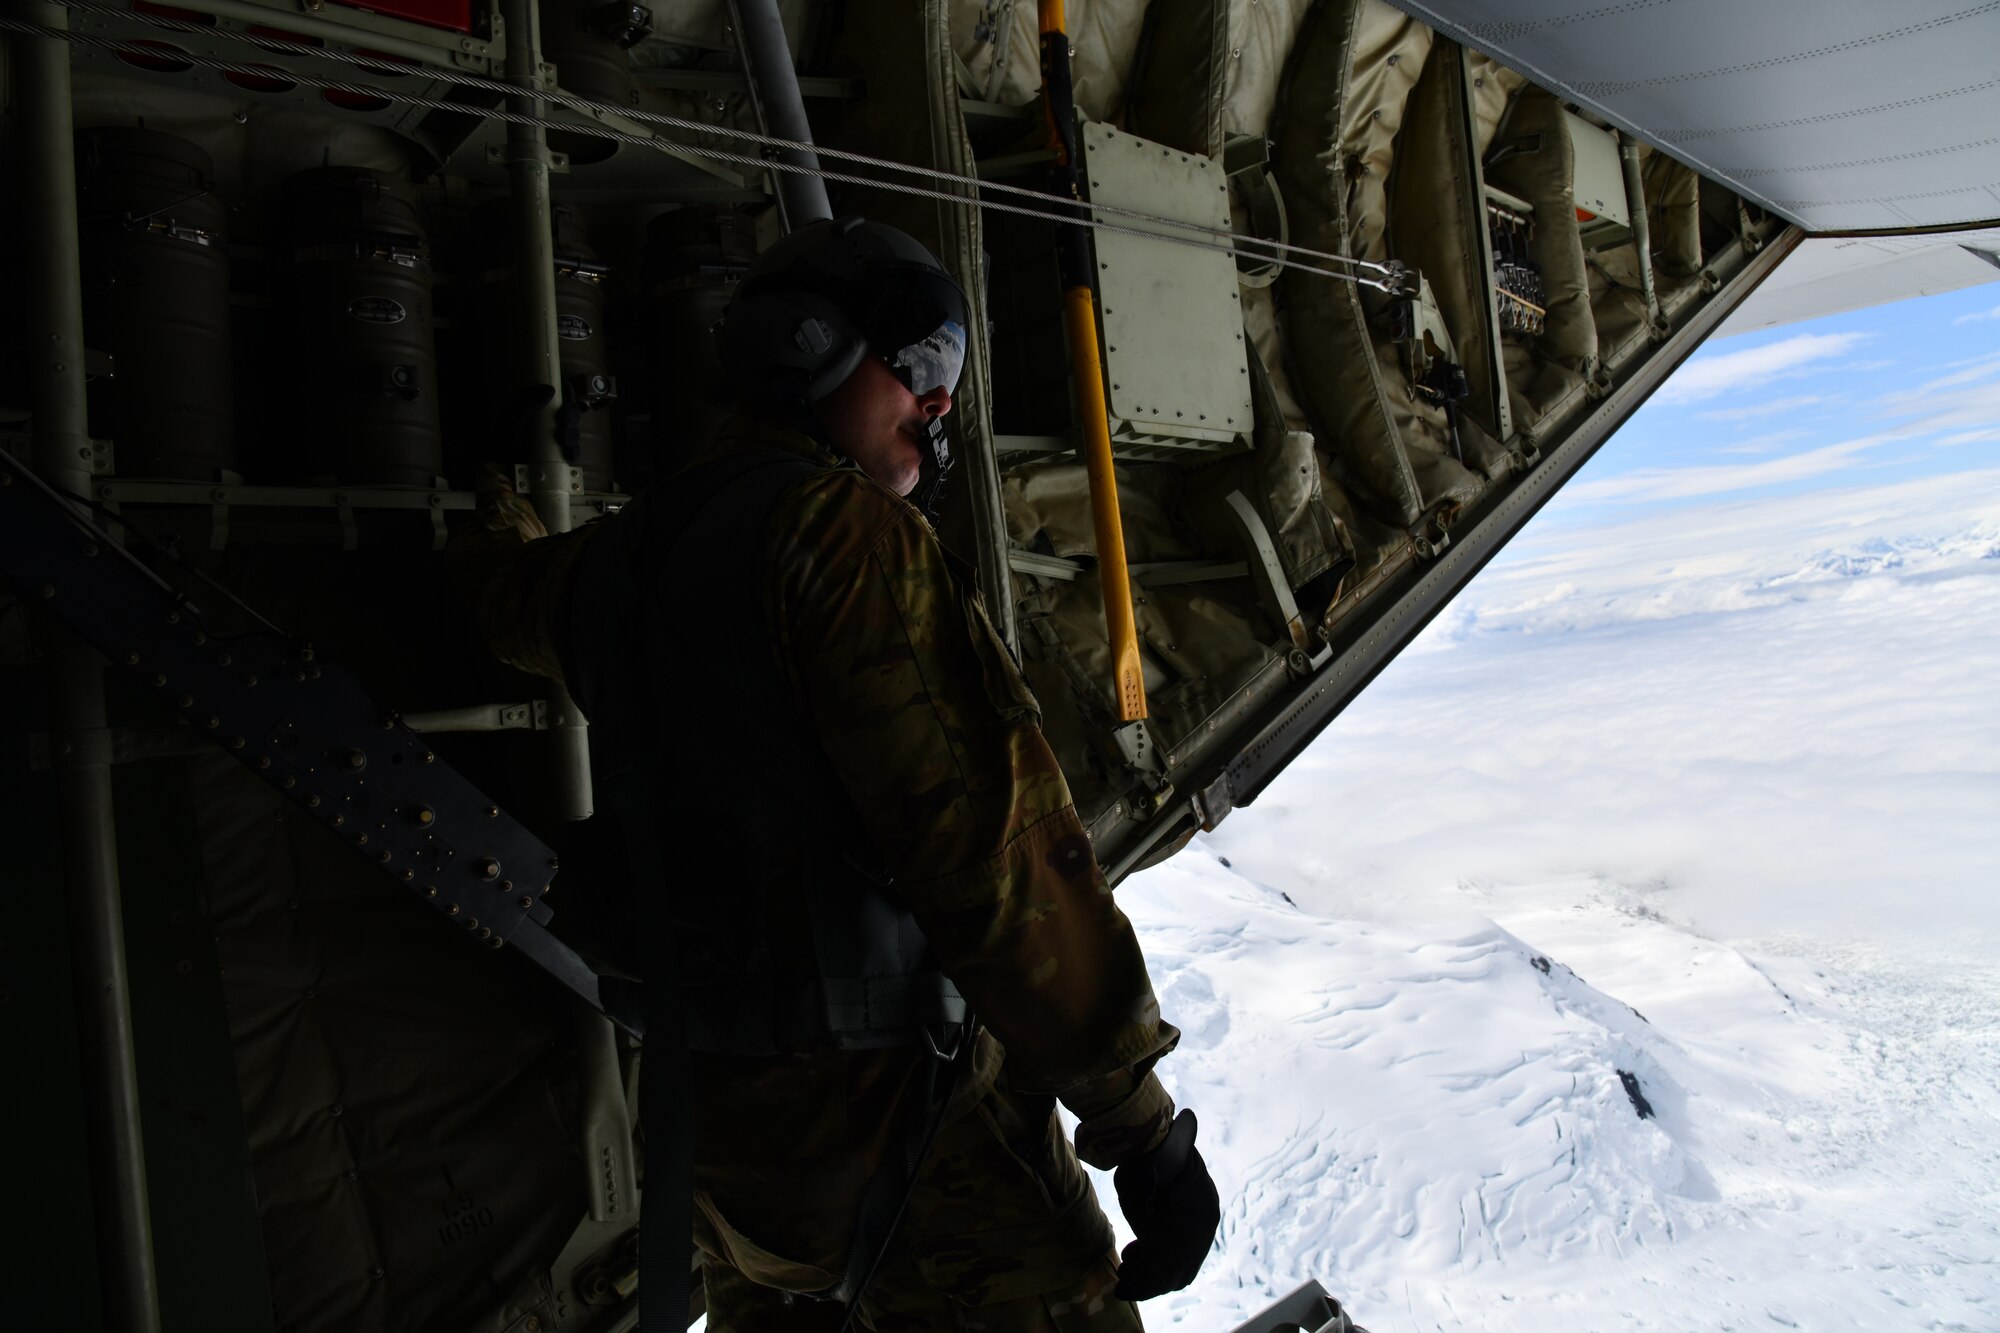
[56,0,1390,280]
[37,0,1402,289]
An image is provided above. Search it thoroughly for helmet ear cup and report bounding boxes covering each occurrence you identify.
[716,282,867,408]
[716,216,965,413]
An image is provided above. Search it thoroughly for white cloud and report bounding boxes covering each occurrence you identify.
[1212,468,2000,940]
[1657,332,1870,404]
[1714,429,1808,454]
[1879,374,2000,437]
[1509,468,2000,610]
[1585,352,2000,504]
[1891,350,2000,399]
[1694,394,1827,423]
[1562,435,1896,504]
[1952,302,2000,325]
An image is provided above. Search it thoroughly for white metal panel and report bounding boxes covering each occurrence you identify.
[1565,111,1630,230]
[1717,228,2000,334]
[1082,120,1255,454]
[1388,0,2000,232]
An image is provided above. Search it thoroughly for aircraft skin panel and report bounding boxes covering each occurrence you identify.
[1386,0,2000,232]
[1718,227,2000,334]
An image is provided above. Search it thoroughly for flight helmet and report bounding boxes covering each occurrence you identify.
[716,215,969,410]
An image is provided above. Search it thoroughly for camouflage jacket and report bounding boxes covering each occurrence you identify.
[459,417,1179,1281]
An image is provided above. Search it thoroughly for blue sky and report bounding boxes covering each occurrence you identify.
[1535,280,2000,529]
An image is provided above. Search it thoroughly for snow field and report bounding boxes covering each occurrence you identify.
[1110,861,2000,1331]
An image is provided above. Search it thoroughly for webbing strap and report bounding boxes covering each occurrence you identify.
[584,443,973,1330]
[832,1039,969,1328]
[636,967,692,1333]
[638,446,884,857]
[821,974,971,1047]
[594,448,828,1333]
[678,971,970,1055]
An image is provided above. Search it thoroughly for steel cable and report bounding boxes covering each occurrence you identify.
[37,0,1402,289]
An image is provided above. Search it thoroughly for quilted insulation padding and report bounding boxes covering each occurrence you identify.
[1647,148,1705,280]
[1485,85,1597,438]
[1125,2,1231,157]
[1466,50,1526,158]
[1388,38,1519,483]
[1224,0,1326,447]
[1003,459,1283,793]
[1022,571,1279,808]
[1586,147,1708,378]
[953,0,1149,117]
[193,749,589,1332]
[1271,0,1473,528]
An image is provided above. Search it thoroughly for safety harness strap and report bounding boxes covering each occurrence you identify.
[568,441,971,1331]
[821,973,972,1046]
[578,446,822,1333]
[677,971,971,1055]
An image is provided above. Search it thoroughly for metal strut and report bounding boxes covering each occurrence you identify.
[497,0,595,823]
[726,0,833,229]
[1618,131,1663,328]
[12,2,164,1325]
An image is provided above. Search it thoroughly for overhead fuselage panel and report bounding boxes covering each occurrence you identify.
[1387,0,2000,233]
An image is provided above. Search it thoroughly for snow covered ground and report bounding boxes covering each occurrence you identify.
[1116,865,1999,1331]
[1111,465,2000,1331]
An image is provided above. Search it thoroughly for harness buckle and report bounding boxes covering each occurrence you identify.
[920,1012,973,1063]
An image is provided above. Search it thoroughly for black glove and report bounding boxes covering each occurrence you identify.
[1112,1108,1220,1301]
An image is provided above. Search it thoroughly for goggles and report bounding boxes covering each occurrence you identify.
[884,319,967,398]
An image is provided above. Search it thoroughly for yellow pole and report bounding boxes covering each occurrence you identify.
[1063,288,1147,720]
[1039,0,1148,721]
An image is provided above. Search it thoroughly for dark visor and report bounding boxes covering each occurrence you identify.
[886,320,966,397]
[858,261,968,396]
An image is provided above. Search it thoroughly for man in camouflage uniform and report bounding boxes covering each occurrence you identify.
[460,217,1219,1330]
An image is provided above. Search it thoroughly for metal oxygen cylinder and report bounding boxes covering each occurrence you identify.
[551,205,618,492]
[639,205,756,478]
[277,166,442,486]
[76,127,235,481]
[470,199,618,492]
[537,0,650,119]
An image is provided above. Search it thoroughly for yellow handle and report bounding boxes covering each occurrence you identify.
[1063,284,1147,722]
[1041,0,1142,722]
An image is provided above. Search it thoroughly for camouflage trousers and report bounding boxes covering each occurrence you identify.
[696,1078,1144,1332]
